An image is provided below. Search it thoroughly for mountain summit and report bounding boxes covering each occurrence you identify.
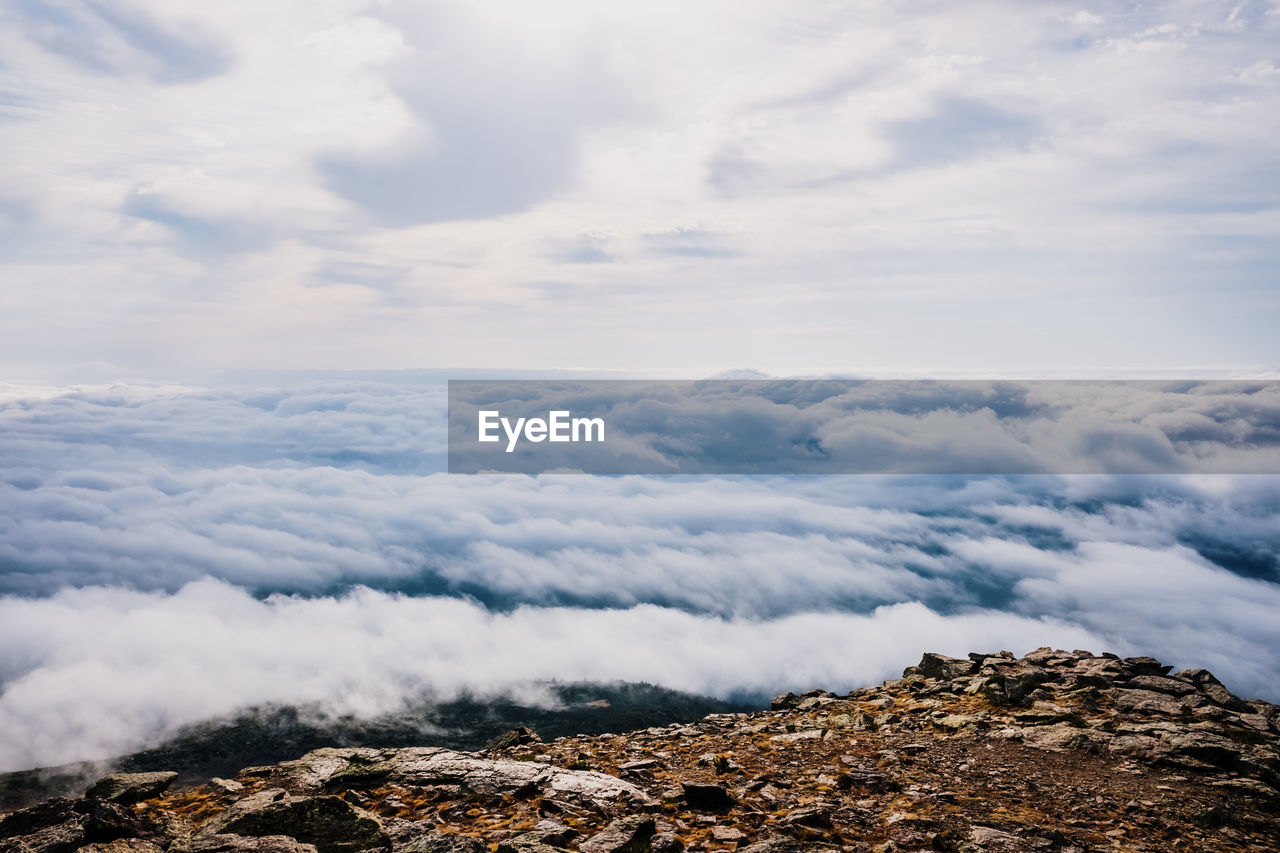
[2,648,1277,852]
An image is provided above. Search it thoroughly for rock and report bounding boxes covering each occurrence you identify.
[394,831,487,853]
[737,837,831,853]
[935,714,982,730]
[770,693,800,711]
[211,779,245,795]
[1122,657,1172,676]
[781,806,834,829]
[1174,670,1251,711]
[908,653,975,680]
[1235,713,1272,732]
[1108,735,1160,760]
[1124,675,1195,695]
[710,826,745,841]
[836,768,899,793]
[78,841,165,853]
[768,730,823,744]
[77,799,163,844]
[965,826,1025,852]
[278,748,655,811]
[497,820,577,851]
[489,728,542,752]
[679,782,735,812]
[1111,689,1188,716]
[577,816,655,853]
[0,799,78,839]
[1157,732,1243,770]
[0,817,85,853]
[648,833,683,853]
[176,836,321,853]
[1021,723,1106,753]
[203,790,388,853]
[85,772,178,805]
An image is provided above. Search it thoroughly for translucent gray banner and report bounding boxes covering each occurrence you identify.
[447,380,1280,474]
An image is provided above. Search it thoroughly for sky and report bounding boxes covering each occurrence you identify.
[1,2,1279,774]
[1,0,1279,376]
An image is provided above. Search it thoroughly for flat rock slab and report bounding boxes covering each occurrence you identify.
[271,748,655,810]
[85,773,178,805]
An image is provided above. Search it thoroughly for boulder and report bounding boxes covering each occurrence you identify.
[769,693,800,711]
[0,799,78,839]
[1124,675,1195,696]
[964,826,1026,852]
[489,728,542,753]
[1122,656,1172,676]
[78,798,163,844]
[281,748,654,811]
[679,782,735,812]
[202,790,388,853]
[0,817,85,853]
[1111,689,1188,717]
[908,653,975,681]
[577,816,655,853]
[86,772,178,805]
[497,819,577,852]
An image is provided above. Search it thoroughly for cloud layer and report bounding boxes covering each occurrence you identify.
[1,379,1278,770]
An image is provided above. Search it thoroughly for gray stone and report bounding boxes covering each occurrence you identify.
[85,772,178,805]
[909,653,975,681]
[1111,689,1188,716]
[577,816,655,853]
[1125,676,1195,696]
[202,790,388,853]
[273,748,655,810]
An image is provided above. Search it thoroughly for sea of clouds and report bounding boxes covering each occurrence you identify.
[0,376,1278,772]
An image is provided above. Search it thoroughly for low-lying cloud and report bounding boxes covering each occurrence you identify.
[0,581,1107,772]
[0,379,1277,771]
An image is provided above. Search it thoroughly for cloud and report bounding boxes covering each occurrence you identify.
[0,379,1278,767]
[3,1,1279,371]
[881,96,1041,169]
[10,0,231,83]
[0,579,1105,772]
[317,3,630,226]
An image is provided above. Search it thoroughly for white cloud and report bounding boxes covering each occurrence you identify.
[0,580,1105,772]
[1,1,1278,372]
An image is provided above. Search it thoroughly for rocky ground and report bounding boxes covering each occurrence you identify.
[2,648,1277,853]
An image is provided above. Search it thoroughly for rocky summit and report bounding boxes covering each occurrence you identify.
[2,649,1277,853]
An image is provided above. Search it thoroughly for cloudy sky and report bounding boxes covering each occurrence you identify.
[1,2,1279,774]
[2,0,1279,376]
